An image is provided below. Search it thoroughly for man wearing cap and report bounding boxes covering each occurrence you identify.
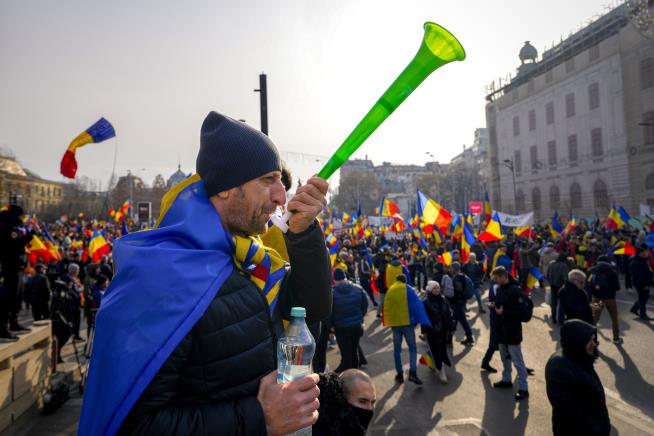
[80,112,332,436]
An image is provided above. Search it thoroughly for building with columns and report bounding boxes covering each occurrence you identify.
[0,151,64,212]
[485,3,654,222]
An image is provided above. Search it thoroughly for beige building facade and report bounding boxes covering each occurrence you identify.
[0,153,64,213]
[486,4,654,222]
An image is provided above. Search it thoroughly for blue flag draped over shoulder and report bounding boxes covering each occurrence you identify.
[78,175,234,435]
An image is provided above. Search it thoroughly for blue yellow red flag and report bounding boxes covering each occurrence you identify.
[61,118,115,178]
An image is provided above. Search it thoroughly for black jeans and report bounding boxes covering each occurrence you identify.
[631,287,650,317]
[359,275,377,306]
[334,324,363,372]
[312,322,330,373]
[550,285,564,323]
[482,328,499,366]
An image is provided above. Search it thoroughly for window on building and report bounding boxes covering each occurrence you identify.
[589,83,600,110]
[568,135,578,164]
[516,189,526,212]
[513,116,520,136]
[545,69,553,83]
[548,140,557,166]
[532,187,542,212]
[565,93,575,117]
[593,179,609,210]
[589,44,600,61]
[570,182,582,211]
[591,128,603,157]
[646,172,654,190]
[528,109,536,131]
[530,145,538,170]
[550,185,560,210]
[41,186,44,196]
[641,57,654,90]
[643,111,654,144]
[514,150,522,174]
[546,102,554,125]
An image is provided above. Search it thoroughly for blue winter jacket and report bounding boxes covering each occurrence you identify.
[331,281,369,329]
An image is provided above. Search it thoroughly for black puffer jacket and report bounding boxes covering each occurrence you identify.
[630,255,653,289]
[119,221,331,435]
[545,320,610,436]
[558,281,593,324]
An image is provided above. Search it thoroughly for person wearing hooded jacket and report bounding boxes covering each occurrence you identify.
[546,253,570,325]
[589,255,622,344]
[545,319,610,436]
[629,244,653,320]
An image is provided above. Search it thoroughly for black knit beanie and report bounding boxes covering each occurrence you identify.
[196,111,281,196]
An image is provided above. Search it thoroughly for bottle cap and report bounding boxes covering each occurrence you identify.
[291,307,306,318]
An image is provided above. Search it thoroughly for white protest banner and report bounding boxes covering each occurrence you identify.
[495,211,534,227]
[640,204,654,220]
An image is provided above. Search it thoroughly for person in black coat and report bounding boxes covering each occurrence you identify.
[117,112,332,436]
[558,270,596,325]
[629,245,653,320]
[589,256,622,343]
[421,280,453,383]
[0,205,33,339]
[29,264,51,321]
[545,319,610,436]
[491,267,529,400]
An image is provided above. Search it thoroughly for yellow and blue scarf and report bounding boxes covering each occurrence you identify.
[80,174,288,435]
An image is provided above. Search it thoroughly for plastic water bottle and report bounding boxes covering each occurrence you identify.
[277,307,316,435]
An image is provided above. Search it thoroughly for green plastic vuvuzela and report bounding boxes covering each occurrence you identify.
[272,22,465,232]
[317,22,466,180]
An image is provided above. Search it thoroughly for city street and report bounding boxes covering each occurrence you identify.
[3,285,653,436]
[343,286,654,435]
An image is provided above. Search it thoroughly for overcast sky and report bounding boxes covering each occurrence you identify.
[0,0,617,190]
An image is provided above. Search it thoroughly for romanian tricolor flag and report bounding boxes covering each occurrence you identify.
[61,118,116,178]
[89,230,112,262]
[439,250,453,267]
[379,198,400,217]
[491,248,512,272]
[483,191,492,227]
[42,228,61,261]
[461,221,476,263]
[612,241,636,255]
[514,226,535,239]
[525,267,543,291]
[550,211,563,238]
[419,350,435,370]
[417,191,452,233]
[563,217,577,236]
[606,207,622,230]
[478,212,503,242]
[341,212,352,223]
[25,235,54,264]
[382,281,431,328]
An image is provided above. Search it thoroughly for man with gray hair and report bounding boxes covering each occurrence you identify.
[558,269,596,325]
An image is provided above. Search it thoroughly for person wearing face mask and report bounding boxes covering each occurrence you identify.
[545,319,610,436]
[313,369,377,436]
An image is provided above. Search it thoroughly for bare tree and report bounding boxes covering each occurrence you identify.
[332,170,380,213]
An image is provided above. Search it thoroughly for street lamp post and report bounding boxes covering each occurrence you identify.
[502,159,517,214]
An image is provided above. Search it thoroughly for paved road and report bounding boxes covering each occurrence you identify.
[334,286,654,435]
[4,286,653,435]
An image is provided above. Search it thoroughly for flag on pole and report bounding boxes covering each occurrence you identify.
[478,212,503,242]
[61,118,116,178]
[417,191,452,233]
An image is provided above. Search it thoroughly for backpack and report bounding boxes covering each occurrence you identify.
[440,275,454,298]
[464,275,475,300]
[590,268,611,298]
[518,292,534,322]
[453,275,466,300]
